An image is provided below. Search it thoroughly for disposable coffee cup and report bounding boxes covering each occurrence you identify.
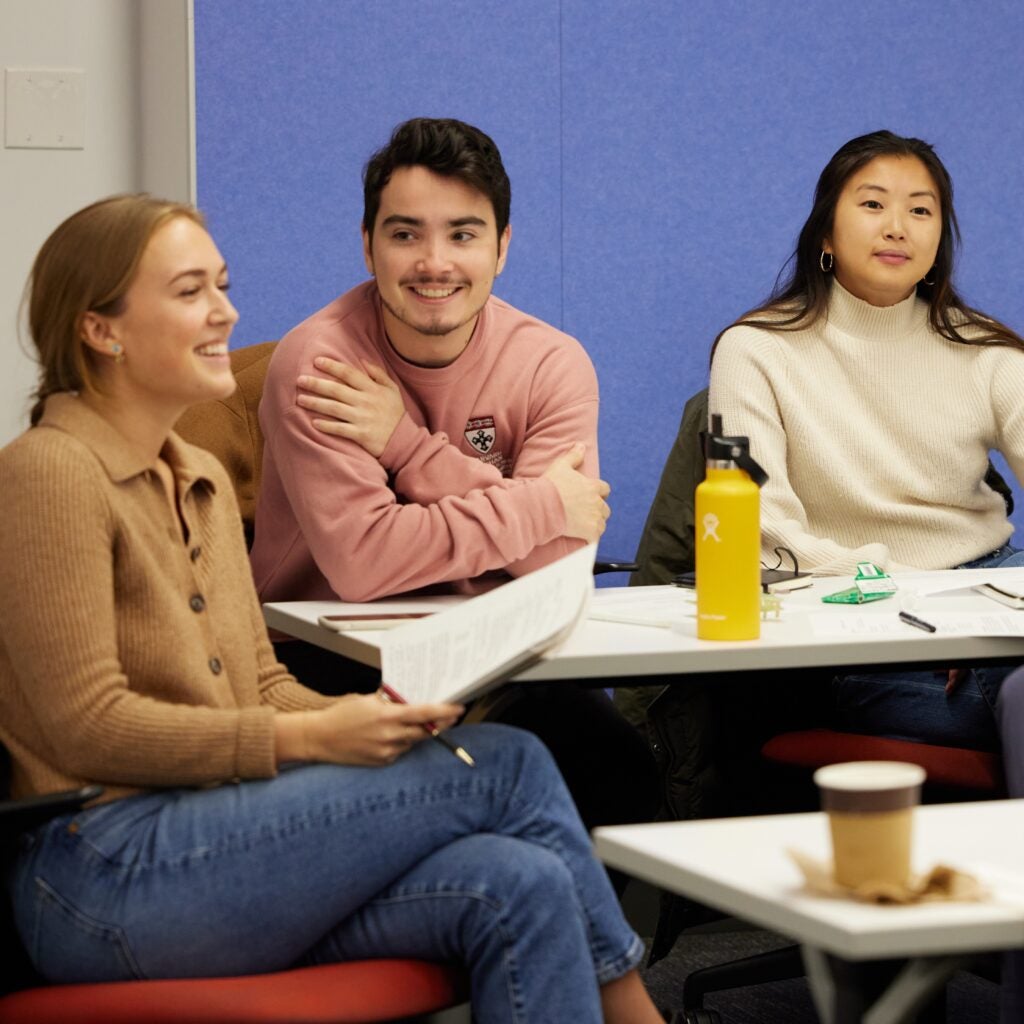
[813,761,926,890]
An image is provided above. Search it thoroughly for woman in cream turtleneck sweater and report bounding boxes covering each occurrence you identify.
[710,130,1024,752]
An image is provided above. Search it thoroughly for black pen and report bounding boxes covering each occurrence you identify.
[898,610,937,634]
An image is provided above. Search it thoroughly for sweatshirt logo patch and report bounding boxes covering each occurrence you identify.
[465,416,496,454]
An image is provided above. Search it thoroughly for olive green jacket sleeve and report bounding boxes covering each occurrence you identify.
[616,388,708,736]
[630,387,708,587]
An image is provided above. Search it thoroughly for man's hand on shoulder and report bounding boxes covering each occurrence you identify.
[543,443,611,543]
[297,357,406,458]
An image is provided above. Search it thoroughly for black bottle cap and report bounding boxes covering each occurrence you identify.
[705,414,769,487]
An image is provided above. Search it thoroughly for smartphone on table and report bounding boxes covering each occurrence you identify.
[318,612,434,632]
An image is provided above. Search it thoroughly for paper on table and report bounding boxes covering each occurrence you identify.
[586,586,694,628]
[890,567,1024,597]
[789,849,987,905]
[379,544,596,704]
[809,611,1024,637]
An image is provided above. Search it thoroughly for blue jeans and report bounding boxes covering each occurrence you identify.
[833,545,1024,751]
[7,724,642,1023]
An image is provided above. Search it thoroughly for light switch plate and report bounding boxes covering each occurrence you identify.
[5,68,85,149]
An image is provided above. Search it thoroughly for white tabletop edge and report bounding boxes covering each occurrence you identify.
[264,602,385,668]
[265,589,1024,681]
[593,804,1024,960]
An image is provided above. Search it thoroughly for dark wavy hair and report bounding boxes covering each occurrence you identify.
[362,118,511,247]
[713,130,1024,356]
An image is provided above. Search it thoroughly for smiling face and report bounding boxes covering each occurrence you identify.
[83,216,238,420]
[824,154,942,307]
[362,165,510,366]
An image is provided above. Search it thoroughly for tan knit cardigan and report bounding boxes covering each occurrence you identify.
[0,394,333,803]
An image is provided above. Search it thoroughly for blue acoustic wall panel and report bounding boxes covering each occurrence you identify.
[195,0,1024,573]
[194,0,563,342]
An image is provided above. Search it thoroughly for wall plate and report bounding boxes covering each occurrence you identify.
[5,68,85,149]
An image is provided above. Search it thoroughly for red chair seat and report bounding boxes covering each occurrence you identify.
[762,728,1003,793]
[0,958,468,1024]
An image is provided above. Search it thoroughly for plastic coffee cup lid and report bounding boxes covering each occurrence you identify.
[814,761,926,791]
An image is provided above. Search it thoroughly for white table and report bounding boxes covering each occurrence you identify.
[264,577,1024,683]
[594,801,1024,1024]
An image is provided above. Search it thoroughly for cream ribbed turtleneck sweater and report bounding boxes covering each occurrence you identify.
[709,282,1024,575]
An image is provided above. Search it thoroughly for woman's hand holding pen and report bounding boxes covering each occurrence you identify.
[274,695,464,767]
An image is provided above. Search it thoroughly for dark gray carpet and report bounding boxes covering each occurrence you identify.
[642,925,999,1023]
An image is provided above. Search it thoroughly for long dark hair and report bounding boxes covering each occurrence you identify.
[713,130,1024,356]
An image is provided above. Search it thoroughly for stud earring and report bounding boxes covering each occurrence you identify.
[819,250,834,273]
[111,343,125,364]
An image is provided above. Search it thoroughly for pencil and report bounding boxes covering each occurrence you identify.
[379,683,475,767]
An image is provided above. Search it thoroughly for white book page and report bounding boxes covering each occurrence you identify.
[380,544,596,704]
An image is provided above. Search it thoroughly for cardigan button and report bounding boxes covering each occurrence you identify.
[189,594,206,613]
[208,657,223,675]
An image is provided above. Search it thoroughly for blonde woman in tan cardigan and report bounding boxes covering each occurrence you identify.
[0,195,664,1024]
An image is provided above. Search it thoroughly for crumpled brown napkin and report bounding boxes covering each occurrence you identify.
[788,848,988,905]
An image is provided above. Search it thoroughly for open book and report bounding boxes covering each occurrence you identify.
[378,544,596,704]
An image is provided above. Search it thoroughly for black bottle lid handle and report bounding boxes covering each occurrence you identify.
[705,413,769,487]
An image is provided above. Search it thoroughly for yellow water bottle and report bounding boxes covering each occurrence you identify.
[695,415,768,640]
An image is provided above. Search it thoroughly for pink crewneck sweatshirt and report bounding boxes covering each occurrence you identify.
[251,281,599,602]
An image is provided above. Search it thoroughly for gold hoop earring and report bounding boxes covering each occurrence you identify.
[111,343,125,364]
[819,251,833,273]
[922,267,936,287]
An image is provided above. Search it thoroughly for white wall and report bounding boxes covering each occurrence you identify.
[0,0,192,444]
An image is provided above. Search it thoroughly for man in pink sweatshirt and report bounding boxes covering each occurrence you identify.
[251,119,607,607]
[252,118,656,835]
